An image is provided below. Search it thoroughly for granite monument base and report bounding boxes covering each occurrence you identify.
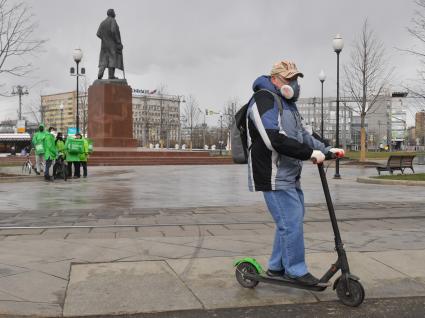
[88,80,138,148]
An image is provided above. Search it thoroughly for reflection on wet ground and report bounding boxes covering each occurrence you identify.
[0,164,424,212]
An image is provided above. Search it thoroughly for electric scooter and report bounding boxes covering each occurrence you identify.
[234,153,365,307]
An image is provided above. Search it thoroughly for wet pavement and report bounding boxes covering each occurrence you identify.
[1,164,425,213]
[0,164,425,317]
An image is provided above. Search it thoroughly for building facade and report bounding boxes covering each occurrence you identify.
[297,97,353,148]
[41,90,183,147]
[297,91,408,150]
[132,92,183,147]
[40,91,88,135]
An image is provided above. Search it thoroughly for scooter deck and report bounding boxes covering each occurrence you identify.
[245,273,329,291]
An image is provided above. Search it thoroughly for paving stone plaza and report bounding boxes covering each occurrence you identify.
[1,164,425,316]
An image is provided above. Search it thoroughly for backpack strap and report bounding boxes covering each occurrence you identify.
[253,89,283,115]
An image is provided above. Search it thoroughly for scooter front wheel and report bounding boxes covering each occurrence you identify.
[336,278,365,307]
[235,262,259,288]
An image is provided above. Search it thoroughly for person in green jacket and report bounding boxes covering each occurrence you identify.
[65,134,82,178]
[31,124,47,175]
[53,132,66,178]
[43,127,57,181]
[55,132,65,158]
[79,136,89,178]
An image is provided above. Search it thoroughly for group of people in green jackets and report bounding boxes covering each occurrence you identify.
[31,124,92,181]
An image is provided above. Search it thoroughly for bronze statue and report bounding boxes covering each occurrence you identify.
[96,9,124,80]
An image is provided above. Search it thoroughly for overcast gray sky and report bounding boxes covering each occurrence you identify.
[0,0,422,126]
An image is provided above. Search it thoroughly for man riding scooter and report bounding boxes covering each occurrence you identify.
[245,60,344,286]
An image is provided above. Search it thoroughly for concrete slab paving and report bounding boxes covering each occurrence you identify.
[63,261,203,317]
[167,256,317,310]
[306,252,425,301]
[22,259,72,280]
[369,249,425,277]
[0,270,67,303]
[0,290,24,301]
[0,300,62,317]
[0,263,29,278]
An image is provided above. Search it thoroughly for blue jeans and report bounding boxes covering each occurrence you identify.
[44,159,53,177]
[263,188,307,277]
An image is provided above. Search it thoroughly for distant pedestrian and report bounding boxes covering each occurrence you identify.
[65,134,82,178]
[79,135,89,178]
[53,132,66,178]
[43,127,57,181]
[32,124,47,175]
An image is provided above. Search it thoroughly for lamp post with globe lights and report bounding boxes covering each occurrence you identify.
[332,34,344,179]
[11,85,29,121]
[318,70,326,138]
[70,49,85,134]
[59,103,64,133]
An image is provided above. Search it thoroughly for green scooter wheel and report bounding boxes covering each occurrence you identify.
[235,262,259,288]
[336,278,365,307]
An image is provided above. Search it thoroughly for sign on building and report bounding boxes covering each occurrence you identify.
[17,120,25,133]
[67,127,77,136]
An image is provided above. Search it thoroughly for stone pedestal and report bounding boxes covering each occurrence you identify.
[88,80,138,148]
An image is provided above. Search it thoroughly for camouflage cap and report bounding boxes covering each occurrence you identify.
[270,60,304,79]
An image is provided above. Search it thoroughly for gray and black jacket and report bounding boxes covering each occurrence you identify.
[247,75,331,191]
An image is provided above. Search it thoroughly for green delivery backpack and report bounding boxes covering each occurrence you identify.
[68,139,84,155]
[35,143,45,154]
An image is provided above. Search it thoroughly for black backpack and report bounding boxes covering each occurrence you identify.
[231,89,283,164]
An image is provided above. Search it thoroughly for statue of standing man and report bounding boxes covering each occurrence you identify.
[97,9,124,80]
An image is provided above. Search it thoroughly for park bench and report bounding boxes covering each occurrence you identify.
[376,155,415,175]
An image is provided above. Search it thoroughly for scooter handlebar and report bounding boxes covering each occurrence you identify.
[326,151,345,160]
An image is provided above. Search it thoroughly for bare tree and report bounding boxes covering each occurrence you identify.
[344,19,393,161]
[79,76,89,136]
[401,0,425,111]
[0,0,46,91]
[26,103,40,124]
[223,97,238,128]
[183,95,201,150]
[156,83,168,147]
[223,97,238,149]
[405,1,425,70]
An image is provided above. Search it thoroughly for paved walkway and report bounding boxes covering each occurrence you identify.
[0,164,424,316]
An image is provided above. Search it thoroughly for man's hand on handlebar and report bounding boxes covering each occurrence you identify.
[311,148,345,164]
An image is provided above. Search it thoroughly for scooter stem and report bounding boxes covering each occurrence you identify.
[317,163,344,251]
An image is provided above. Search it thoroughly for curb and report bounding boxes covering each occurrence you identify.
[357,176,425,186]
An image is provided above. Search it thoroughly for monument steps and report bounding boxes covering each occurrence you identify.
[1,151,234,166]
[0,151,233,166]
[92,150,212,158]
[89,151,232,166]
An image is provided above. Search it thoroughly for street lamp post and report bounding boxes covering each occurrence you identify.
[12,85,29,120]
[59,103,64,133]
[318,70,326,138]
[219,112,223,156]
[70,48,85,134]
[179,115,186,148]
[333,34,344,179]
